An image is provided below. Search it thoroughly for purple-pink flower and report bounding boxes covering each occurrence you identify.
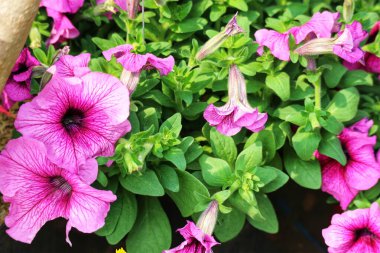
[4,48,40,102]
[163,221,219,253]
[14,72,131,173]
[204,64,267,136]
[316,118,380,210]
[40,0,84,14]
[254,29,290,61]
[46,9,80,45]
[322,203,380,253]
[0,137,116,245]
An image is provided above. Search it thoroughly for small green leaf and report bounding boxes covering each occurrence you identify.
[119,170,164,196]
[273,105,307,126]
[265,72,290,101]
[327,87,360,122]
[159,113,182,137]
[199,155,232,187]
[319,132,347,166]
[245,130,276,162]
[214,209,246,242]
[171,18,208,33]
[247,193,278,233]
[341,70,373,87]
[292,127,321,161]
[261,168,289,193]
[156,165,180,192]
[228,192,259,219]
[235,142,263,171]
[210,127,237,166]
[255,166,279,186]
[164,148,187,170]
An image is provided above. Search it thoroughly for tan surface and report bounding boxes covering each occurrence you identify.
[0,0,41,92]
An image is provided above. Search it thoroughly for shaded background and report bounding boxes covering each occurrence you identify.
[0,181,337,253]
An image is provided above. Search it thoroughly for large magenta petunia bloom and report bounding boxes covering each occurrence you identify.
[4,48,40,102]
[322,203,380,253]
[46,9,80,45]
[163,221,219,253]
[254,29,290,61]
[15,72,131,173]
[0,137,116,245]
[316,118,380,210]
[40,0,84,14]
[204,65,267,136]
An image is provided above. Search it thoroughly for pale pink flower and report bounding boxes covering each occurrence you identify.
[322,203,380,253]
[4,48,40,102]
[40,0,84,14]
[316,118,380,210]
[15,72,131,173]
[254,29,290,61]
[0,137,116,245]
[204,65,267,136]
[47,9,80,45]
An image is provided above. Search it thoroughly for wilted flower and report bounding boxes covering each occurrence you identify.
[103,44,174,92]
[254,29,290,61]
[40,0,84,14]
[4,48,40,103]
[322,203,380,253]
[204,65,267,136]
[0,137,116,245]
[15,72,131,173]
[196,13,243,61]
[164,201,220,253]
[315,118,380,210]
[46,9,80,45]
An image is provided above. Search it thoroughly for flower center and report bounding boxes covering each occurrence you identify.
[50,176,72,194]
[61,108,85,131]
[14,64,28,75]
[355,228,377,241]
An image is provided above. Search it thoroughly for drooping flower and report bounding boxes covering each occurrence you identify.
[322,203,380,253]
[344,21,380,79]
[96,0,127,18]
[289,11,341,44]
[0,137,116,245]
[15,72,131,173]
[164,201,220,253]
[47,53,91,85]
[196,13,243,60]
[103,44,174,92]
[4,48,40,102]
[40,0,84,14]
[204,64,267,136]
[315,118,380,210]
[46,9,80,45]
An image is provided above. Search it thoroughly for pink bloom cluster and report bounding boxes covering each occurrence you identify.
[255,11,368,63]
[0,52,131,245]
[316,119,380,210]
[40,0,84,44]
[323,203,380,253]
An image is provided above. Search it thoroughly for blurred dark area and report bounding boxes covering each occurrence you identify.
[0,181,336,253]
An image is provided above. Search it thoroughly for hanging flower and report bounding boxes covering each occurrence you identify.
[40,0,84,14]
[196,13,243,61]
[322,203,380,253]
[204,64,267,136]
[4,48,40,103]
[46,9,80,45]
[103,44,174,92]
[0,137,116,245]
[254,29,290,61]
[315,118,380,210]
[164,201,220,253]
[14,72,131,173]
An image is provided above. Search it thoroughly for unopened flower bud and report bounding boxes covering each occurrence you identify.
[196,13,243,61]
[29,26,42,49]
[120,69,141,93]
[294,38,335,56]
[343,0,355,23]
[196,200,219,235]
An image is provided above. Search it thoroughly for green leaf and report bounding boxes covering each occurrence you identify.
[265,72,291,101]
[119,170,164,196]
[323,62,347,88]
[32,48,47,64]
[284,147,321,189]
[327,87,360,122]
[164,148,187,170]
[322,116,344,135]
[138,107,159,132]
[227,0,248,11]
[210,127,237,166]
[199,155,232,187]
[255,166,279,186]
[235,142,263,171]
[155,165,180,192]
[261,168,289,193]
[97,170,108,187]
[341,70,373,87]
[185,142,204,164]
[292,127,321,161]
[126,197,171,253]
[245,130,276,163]
[210,5,227,22]
[159,113,182,137]
[171,18,208,33]
[214,209,245,242]
[273,105,307,126]
[167,170,210,217]
[247,194,278,233]
[319,132,347,166]
[228,192,259,219]
[105,191,138,244]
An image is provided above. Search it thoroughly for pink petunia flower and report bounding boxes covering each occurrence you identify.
[0,137,116,245]
[289,11,341,44]
[316,118,380,210]
[164,201,220,253]
[40,0,84,14]
[14,72,131,173]
[344,21,380,79]
[4,48,40,102]
[204,64,267,136]
[333,21,368,63]
[47,53,91,84]
[254,29,290,61]
[322,202,380,253]
[103,44,174,92]
[46,9,80,45]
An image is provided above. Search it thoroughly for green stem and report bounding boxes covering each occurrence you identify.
[314,76,321,110]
